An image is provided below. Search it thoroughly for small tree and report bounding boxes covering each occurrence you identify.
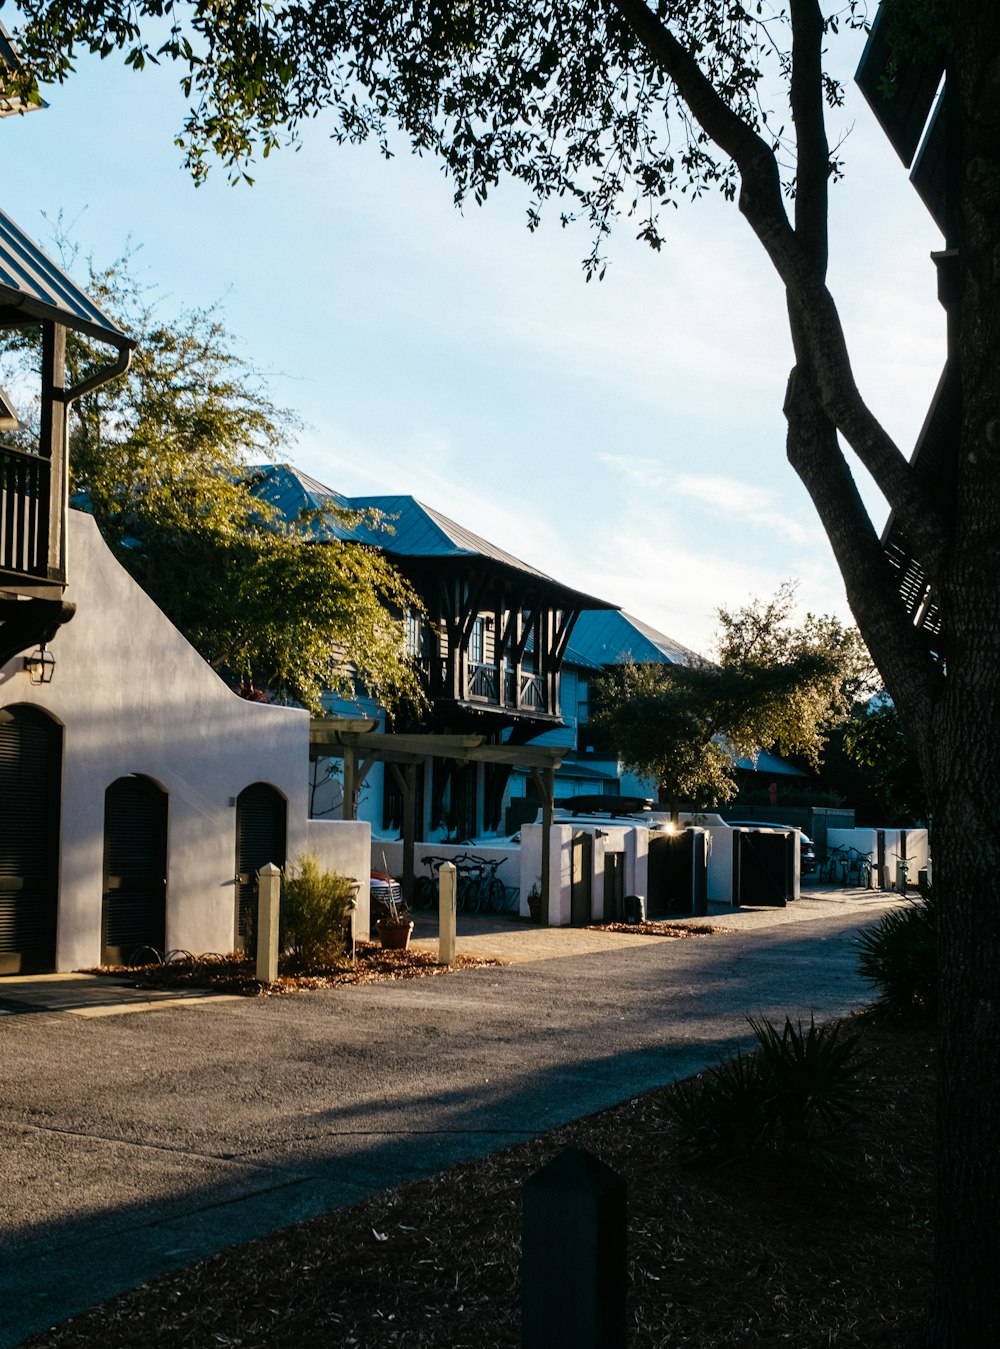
[592,587,867,818]
[0,244,424,714]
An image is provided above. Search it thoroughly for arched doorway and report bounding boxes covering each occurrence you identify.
[235,783,287,952]
[0,705,61,974]
[102,775,168,965]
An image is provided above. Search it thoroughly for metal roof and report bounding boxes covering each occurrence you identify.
[0,208,133,349]
[247,463,615,608]
[567,608,700,668]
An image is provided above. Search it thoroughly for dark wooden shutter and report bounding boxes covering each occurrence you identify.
[235,784,287,950]
[0,706,61,973]
[102,776,168,964]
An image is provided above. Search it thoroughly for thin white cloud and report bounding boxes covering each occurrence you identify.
[673,472,812,545]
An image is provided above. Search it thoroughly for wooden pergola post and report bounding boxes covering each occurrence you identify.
[531,765,556,926]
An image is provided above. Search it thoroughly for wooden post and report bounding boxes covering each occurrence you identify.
[342,747,357,821]
[256,862,281,984]
[521,1147,627,1349]
[439,861,457,965]
[531,765,555,926]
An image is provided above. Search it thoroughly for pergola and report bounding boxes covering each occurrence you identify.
[309,718,567,922]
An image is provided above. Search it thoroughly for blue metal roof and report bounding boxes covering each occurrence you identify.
[248,464,615,607]
[0,208,133,349]
[567,608,700,668]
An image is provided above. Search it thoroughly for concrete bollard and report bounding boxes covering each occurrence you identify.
[439,861,457,965]
[522,1146,627,1349]
[256,862,281,984]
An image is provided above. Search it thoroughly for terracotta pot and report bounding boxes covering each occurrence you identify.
[376,919,414,951]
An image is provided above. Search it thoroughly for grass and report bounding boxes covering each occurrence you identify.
[21,1012,934,1349]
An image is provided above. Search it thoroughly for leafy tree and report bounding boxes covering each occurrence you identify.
[7,1,999,1339]
[592,586,862,817]
[842,693,927,822]
[0,246,423,713]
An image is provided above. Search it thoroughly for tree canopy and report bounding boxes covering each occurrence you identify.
[7,2,1000,1341]
[592,584,869,816]
[0,244,424,714]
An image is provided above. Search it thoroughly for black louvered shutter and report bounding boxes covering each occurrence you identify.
[235,784,287,950]
[0,706,60,973]
[102,776,167,964]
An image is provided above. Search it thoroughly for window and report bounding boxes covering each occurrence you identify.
[405,610,423,659]
[470,617,485,664]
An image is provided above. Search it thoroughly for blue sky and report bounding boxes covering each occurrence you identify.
[2,20,944,652]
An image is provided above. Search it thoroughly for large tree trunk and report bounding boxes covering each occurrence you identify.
[925,11,1000,1339]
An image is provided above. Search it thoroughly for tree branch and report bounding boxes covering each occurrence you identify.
[783,364,938,735]
[788,0,829,276]
[606,0,950,582]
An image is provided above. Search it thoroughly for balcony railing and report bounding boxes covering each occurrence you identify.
[0,444,51,583]
[467,660,500,701]
[469,660,548,713]
[518,671,545,710]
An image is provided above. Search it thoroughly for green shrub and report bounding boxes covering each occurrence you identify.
[853,890,937,1019]
[663,1016,869,1164]
[279,856,358,971]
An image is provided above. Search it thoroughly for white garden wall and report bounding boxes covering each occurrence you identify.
[0,512,368,970]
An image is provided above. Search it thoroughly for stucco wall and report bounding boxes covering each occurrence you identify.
[0,512,369,970]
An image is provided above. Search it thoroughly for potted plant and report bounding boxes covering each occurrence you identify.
[527,881,542,924]
[376,914,414,949]
[374,887,414,949]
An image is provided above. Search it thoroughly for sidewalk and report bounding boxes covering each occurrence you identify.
[408,880,910,963]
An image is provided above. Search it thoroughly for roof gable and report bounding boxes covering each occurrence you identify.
[568,608,700,668]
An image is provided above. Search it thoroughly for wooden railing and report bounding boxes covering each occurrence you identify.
[0,443,50,583]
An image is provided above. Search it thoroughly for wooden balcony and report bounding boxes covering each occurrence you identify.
[0,442,53,589]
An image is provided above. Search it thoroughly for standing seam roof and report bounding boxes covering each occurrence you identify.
[0,209,132,348]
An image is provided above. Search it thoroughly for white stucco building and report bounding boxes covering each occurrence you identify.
[0,512,369,974]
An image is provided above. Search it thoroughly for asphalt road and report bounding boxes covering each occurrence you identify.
[0,895,901,1347]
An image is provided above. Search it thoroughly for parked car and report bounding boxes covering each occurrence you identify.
[723,821,817,875]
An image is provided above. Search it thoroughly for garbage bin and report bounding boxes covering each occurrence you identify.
[623,894,646,924]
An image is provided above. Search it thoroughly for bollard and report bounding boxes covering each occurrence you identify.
[256,862,281,984]
[439,861,457,965]
[522,1146,627,1349]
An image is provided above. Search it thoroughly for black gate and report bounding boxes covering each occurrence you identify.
[0,705,61,974]
[235,783,287,951]
[647,829,709,918]
[570,830,593,926]
[732,829,794,907]
[102,776,168,964]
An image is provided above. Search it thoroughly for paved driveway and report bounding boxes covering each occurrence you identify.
[0,889,904,1347]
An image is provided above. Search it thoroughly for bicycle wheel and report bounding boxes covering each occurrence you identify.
[487,877,506,914]
[464,874,483,915]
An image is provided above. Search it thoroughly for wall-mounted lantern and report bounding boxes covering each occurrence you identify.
[23,643,55,684]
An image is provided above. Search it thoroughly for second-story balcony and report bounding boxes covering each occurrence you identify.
[1,442,52,589]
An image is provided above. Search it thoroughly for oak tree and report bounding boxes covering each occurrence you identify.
[7,1,998,1340]
[0,246,423,713]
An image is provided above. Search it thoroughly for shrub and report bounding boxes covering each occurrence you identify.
[279,856,358,971]
[853,890,937,1019]
[663,1015,869,1164]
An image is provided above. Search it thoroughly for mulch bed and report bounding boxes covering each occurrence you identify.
[22,1015,935,1348]
[587,920,722,937]
[90,944,506,997]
